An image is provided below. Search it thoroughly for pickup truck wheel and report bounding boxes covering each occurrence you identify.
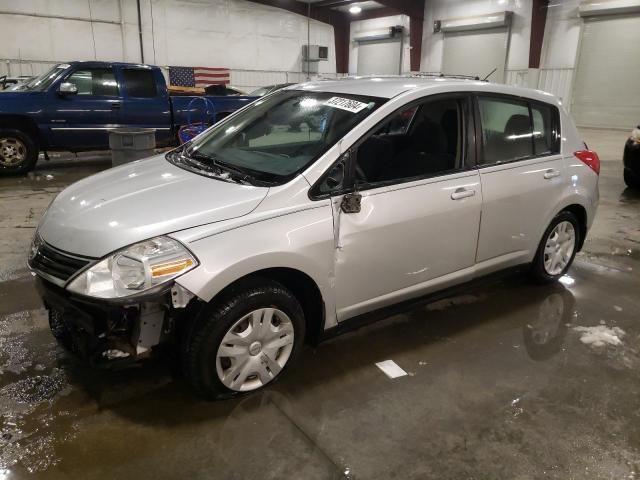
[183,279,305,400]
[530,211,580,283]
[0,129,38,174]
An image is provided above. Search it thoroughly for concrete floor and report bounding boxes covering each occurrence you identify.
[0,129,639,479]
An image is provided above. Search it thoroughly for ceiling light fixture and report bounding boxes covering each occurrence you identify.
[349,5,362,14]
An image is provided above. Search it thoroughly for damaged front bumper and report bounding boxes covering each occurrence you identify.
[35,277,196,364]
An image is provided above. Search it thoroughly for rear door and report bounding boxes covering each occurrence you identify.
[48,66,120,149]
[474,94,564,273]
[116,67,172,146]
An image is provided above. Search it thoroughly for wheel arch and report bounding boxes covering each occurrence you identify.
[558,203,588,251]
[0,115,42,147]
[193,266,326,346]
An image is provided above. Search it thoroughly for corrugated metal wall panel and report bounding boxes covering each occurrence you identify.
[539,68,574,109]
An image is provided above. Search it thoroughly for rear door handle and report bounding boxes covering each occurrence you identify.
[544,169,560,179]
[451,187,475,200]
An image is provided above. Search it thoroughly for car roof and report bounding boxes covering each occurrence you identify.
[287,76,561,106]
[68,61,156,69]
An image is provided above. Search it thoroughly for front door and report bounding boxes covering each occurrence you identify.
[329,95,482,321]
[47,67,121,149]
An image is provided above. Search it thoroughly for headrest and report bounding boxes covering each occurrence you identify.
[504,114,531,137]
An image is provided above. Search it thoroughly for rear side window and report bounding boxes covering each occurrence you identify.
[478,96,561,165]
[478,97,533,164]
[123,69,157,97]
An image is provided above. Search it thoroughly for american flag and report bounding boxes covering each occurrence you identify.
[169,66,230,87]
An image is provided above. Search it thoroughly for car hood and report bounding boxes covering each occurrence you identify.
[0,91,41,109]
[38,155,268,257]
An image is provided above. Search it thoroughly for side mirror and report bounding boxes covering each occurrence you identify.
[58,82,78,95]
[340,192,361,214]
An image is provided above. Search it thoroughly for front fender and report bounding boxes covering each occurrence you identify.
[173,204,338,328]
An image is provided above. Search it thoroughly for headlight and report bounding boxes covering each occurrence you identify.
[67,236,198,299]
[28,231,43,264]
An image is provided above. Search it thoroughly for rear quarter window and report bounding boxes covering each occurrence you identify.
[122,69,157,98]
[531,102,561,155]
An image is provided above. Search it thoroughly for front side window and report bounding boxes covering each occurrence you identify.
[351,97,462,188]
[478,96,533,165]
[169,91,385,185]
[66,68,118,96]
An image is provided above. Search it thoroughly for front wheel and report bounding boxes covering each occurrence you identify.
[0,129,38,174]
[183,279,305,399]
[530,211,580,283]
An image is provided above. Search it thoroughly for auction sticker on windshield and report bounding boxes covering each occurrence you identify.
[324,97,369,113]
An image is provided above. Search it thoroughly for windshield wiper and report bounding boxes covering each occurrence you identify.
[186,151,250,185]
[184,148,276,186]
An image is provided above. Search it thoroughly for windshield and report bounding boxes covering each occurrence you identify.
[168,90,385,184]
[22,64,69,92]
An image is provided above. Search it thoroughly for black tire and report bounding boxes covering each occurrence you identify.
[0,129,38,174]
[182,278,305,400]
[624,169,640,189]
[529,211,581,284]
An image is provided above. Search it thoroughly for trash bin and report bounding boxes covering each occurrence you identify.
[108,128,156,167]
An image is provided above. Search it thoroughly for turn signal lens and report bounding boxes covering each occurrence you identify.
[151,259,194,278]
[574,150,600,176]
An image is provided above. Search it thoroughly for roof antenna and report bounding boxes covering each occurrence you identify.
[482,68,497,82]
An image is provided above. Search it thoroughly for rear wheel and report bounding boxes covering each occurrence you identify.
[0,129,38,174]
[624,169,640,189]
[530,211,580,283]
[183,279,305,399]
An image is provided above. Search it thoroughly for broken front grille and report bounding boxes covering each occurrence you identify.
[30,241,92,285]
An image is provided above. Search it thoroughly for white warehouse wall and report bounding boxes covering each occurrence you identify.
[348,14,411,74]
[535,0,581,105]
[0,0,337,88]
[540,0,581,69]
[421,0,533,74]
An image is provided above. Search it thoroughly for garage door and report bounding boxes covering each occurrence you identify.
[442,27,508,82]
[572,14,640,128]
[356,39,402,75]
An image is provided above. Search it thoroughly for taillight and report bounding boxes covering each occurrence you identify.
[574,150,600,175]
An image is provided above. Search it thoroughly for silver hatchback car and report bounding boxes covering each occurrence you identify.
[29,77,599,398]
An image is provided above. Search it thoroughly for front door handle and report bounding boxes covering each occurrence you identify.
[451,187,475,200]
[544,169,560,179]
[111,102,122,110]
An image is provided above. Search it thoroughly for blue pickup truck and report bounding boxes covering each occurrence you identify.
[0,61,256,173]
